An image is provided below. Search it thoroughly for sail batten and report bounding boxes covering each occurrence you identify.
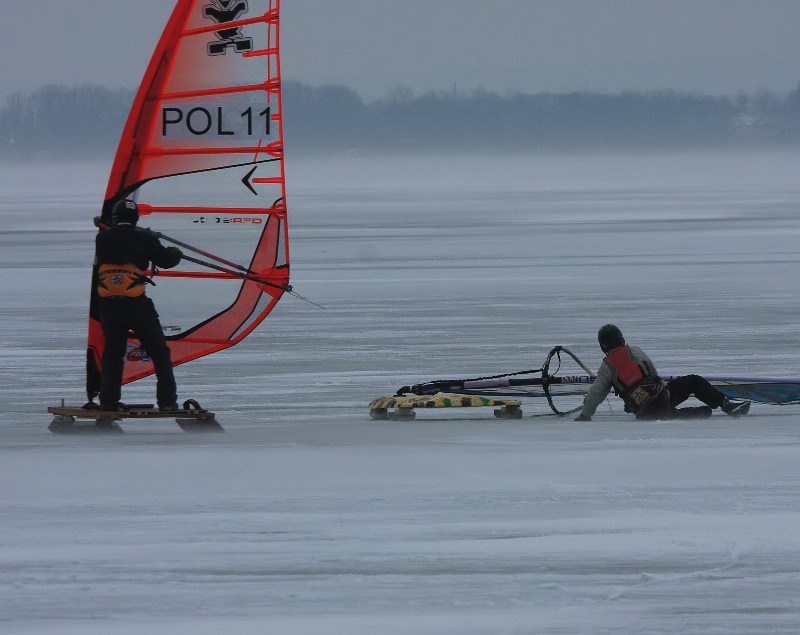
[160,81,277,100]
[243,47,280,58]
[86,0,288,400]
[144,145,280,157]
[140,205,278,215]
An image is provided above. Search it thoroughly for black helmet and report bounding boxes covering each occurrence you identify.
[598,324,625,353]
[111,199,139,226]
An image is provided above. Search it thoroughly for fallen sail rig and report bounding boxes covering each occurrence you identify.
[392,347,596,416]
[371,346,800,419]
[85,0,289,402]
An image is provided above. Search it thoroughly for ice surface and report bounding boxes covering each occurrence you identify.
[2,151,800,633]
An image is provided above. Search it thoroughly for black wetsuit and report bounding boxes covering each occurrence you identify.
[95,225,181,408]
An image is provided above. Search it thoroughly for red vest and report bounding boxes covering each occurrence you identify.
[603,346,664,413]
[604,346,646,390]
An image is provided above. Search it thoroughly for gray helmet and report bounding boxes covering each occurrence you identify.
[598,324,625,353]
[111,199,139,227]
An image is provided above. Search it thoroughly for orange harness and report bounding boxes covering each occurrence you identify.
[97,262,148,298]
[604,346,662,411]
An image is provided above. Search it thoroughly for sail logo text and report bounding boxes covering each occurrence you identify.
[126,345,150,363]
[162,106,270,138]
[203,0,253,56]
[193,217,264,224]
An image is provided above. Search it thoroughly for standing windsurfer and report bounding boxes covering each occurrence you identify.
[575,324,751,421]
[94,199,183,411]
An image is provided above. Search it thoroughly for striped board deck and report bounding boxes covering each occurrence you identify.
[368,394,523,420]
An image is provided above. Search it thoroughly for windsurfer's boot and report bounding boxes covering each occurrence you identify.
[721,398,750,418]
[100,401,126,411]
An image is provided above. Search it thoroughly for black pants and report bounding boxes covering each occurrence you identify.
[98,296,177,407]
[667,374,725,409]
[638,374,725,420]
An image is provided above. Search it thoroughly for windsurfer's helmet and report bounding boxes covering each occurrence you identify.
[598,324,625,353]
[111,199,139,227]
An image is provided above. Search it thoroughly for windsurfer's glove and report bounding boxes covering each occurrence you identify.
[164,246,183,265]
[574,413,591,421]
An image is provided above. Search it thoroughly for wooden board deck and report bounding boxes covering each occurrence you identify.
[48,405,215,420]
[47,402,223,433]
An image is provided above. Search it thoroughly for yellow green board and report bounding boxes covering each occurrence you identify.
[368,394,523,420]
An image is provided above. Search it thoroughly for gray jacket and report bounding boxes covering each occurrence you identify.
[579,345,660,418]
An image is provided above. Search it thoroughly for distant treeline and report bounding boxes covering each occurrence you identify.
[2,81,800,156]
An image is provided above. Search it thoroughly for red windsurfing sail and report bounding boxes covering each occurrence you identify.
[86,0,288,399]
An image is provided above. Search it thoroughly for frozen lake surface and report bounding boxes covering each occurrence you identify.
[2,151,800,633]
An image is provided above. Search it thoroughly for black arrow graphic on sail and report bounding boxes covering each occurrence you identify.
[242,166,258,195]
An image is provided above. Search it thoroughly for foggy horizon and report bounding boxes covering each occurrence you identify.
[4,76,800,105]
[4,81,800,156]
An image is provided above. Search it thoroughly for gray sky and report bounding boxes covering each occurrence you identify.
[2,0,800,101]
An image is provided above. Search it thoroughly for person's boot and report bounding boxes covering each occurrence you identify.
[721,398,750,417]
